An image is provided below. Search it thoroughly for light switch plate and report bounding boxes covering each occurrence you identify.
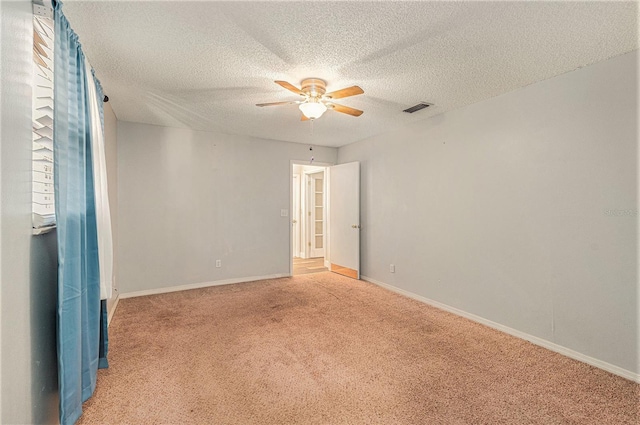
[281,209,288,217]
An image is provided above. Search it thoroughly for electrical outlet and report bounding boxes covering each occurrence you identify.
[390,264,395,273]
[216,260,221,268]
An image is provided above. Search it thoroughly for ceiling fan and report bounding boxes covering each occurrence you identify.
[256,79,364,120]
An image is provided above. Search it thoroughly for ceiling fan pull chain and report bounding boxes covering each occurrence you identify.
[309,121,315,164]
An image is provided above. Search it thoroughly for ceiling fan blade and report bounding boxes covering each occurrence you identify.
[328,103,363,117]
[256,101,300,107]
[274,81,305,96]
[301,114,310,121]
[324,85,364,100]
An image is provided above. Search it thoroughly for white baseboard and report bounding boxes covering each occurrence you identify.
[107,294,119,326]
[361,275,640,383]
[119,274,289,299]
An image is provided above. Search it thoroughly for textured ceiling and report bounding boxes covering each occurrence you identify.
[62,1,638,148]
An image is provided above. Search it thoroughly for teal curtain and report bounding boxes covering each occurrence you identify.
[53,1,108,424]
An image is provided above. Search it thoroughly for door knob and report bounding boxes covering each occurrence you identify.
[351,224,361,229]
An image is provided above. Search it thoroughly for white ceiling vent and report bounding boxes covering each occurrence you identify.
[403,103,433,114]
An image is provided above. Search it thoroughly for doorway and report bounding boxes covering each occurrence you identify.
[291,163,329,275]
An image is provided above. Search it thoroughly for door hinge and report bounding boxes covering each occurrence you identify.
[308,211,311,216]
[308,242,311,247]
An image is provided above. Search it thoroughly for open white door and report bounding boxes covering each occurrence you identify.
[329,162,360,279]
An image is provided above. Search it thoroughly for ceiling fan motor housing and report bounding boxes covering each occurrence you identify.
[301,78,327,98]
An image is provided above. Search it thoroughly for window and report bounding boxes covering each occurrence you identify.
[32,12,55,233]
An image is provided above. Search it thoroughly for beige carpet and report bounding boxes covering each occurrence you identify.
[79,272,638,424]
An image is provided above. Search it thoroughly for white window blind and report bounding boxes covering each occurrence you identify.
[32,15,55,231]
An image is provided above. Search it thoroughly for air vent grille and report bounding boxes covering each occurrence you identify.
[403,102,432,113]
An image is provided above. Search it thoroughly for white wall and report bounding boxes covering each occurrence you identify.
[104,101,119,314]
[338,51,638,377]
[0,1,59,423]
[117,122,337,294]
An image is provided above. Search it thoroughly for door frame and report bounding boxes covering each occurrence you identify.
[292,174,301,258]
[290,160,333,276]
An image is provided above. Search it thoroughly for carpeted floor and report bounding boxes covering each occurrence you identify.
[79,272,639,424]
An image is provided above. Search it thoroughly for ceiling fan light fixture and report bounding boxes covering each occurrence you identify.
[299,100,327,120]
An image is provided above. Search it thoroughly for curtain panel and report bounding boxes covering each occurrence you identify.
[53,1,110,424]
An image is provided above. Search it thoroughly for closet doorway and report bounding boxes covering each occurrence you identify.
[291,163,329,275]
